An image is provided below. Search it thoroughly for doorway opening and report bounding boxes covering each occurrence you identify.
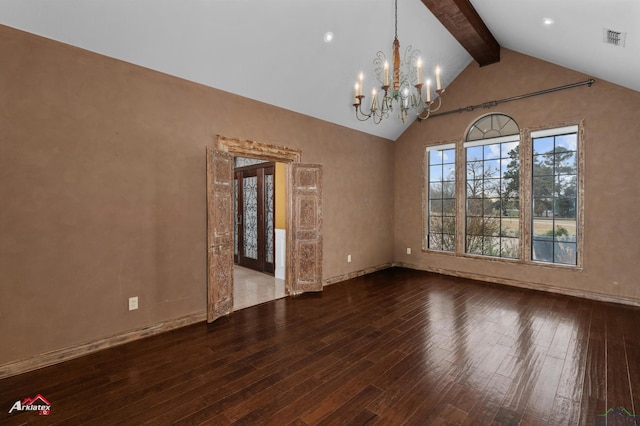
[233,156,286,310]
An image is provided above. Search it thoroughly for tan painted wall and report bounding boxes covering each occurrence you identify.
[0,26,394,365]
[394,48,640,304]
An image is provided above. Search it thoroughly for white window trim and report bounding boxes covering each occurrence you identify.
[426,143,456,152]
[463,134,520,148]
[531,125,578,139]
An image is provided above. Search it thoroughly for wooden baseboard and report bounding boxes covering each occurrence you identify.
[324,263,393,286]
[0,312,207,380]
[395,262,640,307]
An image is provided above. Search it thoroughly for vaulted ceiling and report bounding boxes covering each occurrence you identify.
[1,0,637,141]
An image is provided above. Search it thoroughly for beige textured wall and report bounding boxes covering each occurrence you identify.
[395,48,640,304]
[0,25,394,365]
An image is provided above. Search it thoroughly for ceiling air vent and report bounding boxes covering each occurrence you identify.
[603,28,627,47]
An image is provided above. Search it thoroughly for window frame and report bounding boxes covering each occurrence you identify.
[528,125,582,267]
[463,135,521,259]
[424,143,457,253]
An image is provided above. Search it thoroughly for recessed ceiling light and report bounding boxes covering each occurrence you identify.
[543,18,554,26]
[324,32,334,43]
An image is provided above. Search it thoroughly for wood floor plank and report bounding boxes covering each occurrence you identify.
[605,304,635,414]
[578,303,607,424]
[1,267,639,425]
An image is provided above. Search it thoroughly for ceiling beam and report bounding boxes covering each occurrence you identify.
[421,0,500,67]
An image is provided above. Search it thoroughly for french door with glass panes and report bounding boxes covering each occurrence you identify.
[234,163,275,274]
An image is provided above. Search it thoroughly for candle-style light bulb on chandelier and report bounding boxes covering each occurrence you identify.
[353,0,445,124]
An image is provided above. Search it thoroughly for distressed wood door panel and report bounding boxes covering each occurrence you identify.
[206,148,234,322]
[287,163,323,294]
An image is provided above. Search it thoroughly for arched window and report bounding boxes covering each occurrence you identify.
[466,113,519,141]
[464,114,520,258]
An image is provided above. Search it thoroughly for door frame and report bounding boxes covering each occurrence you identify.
[210,135,314,319]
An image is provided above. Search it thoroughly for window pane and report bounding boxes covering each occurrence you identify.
[533,198,553,218]
[441,234,455,252]
[554,242,576,265]
[467,161,483,180]
[429,234,443,250]
[556,133,577,151]
[532,219,554,237]
[501,141,519,157]
[555,199,576,220]
[501,177,518,201]
[533,176,554,198]
[442,217,456,235]
[467,146,483,161]
[467,179,483,197]
[502,198,519,217]
[467,217,483,236]
[484,179,501,197]
[430,165,443,182]
[442,149,456,164]
[429,199,443,215]
[442,181,455,198]
[483,237,500,255]
[533,154,554,176]
[467,198,483,216]
[501,218,519,237]
[484,144,500,160]
[442,198,456,215]
[556,175,576,197]
[484,198,500,217]
[533,137,554,155]
[501,237,519,258]
[556,152,577,174]
[429,150,443,165]
[532,239,553,262]
[484,160,500,178]
[466,235,483,255]
[483,218,501,236]
[429,182,443,198]
[443,163,455,181]
[430,216,443,233]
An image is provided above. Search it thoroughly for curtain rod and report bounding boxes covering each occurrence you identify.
[422,78,595,120]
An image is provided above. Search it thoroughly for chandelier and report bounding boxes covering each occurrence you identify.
[352,0,445,124]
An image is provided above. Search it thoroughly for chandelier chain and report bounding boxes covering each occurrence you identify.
[394,0,398,39]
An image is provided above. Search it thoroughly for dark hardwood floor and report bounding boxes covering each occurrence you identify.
[2,268,639,425]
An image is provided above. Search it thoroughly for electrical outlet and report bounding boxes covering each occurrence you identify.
[407,247,412,255]
[128,296,138,311]
[347,254,352,263]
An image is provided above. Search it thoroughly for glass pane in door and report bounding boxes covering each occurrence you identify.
[243,176,258,260]
[265,173,274,264]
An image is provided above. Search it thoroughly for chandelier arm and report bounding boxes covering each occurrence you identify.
[354,105,373,121]
[417,108,430,122]
[429,96,443,112]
